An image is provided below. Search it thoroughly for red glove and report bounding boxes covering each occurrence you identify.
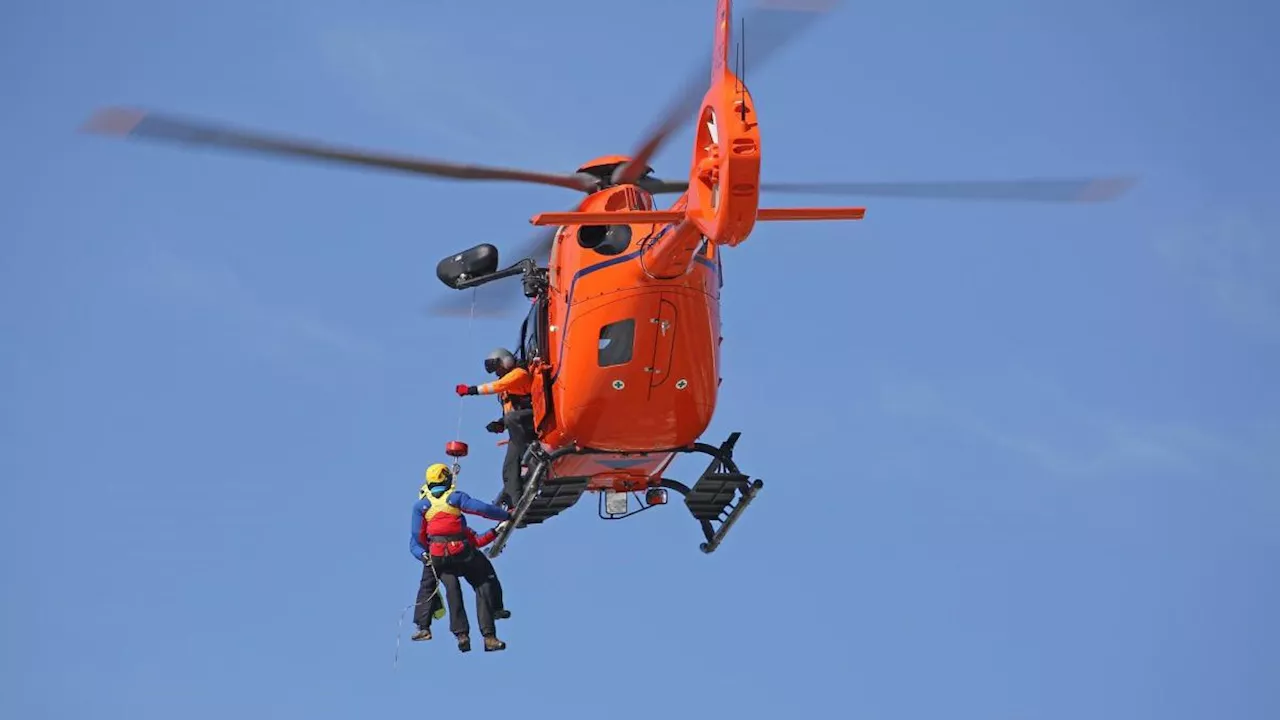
[455,383,469,396]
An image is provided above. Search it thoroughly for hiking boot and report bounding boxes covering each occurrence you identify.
[455,633,471,653]
[483,635,507,652]
[411,627,432,642]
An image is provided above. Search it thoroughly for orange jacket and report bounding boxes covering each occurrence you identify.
[477,367,533,413]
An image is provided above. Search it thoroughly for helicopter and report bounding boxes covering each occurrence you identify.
[81,0,1135,558]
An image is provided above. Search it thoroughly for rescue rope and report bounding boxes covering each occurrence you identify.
[392,558,443,670]
[393,288,478,669]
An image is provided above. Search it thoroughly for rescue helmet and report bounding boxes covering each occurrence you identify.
[420,463,455,498]
[484,347,517,375]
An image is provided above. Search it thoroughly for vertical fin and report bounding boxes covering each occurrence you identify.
[712,0,733,81]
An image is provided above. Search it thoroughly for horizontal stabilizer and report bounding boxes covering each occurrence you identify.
[530,207,864,226]
[530,210,685,226]
[757,207,865,220]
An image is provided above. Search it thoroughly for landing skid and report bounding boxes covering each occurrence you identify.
[665,432,764,554]
[486,433,763,558]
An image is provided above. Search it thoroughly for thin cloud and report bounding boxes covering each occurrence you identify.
[877,379,1109,477]
[1155,206,1280,343]
[306,12,559,163]
[877,375,1276,481]
[130,243,384,378]
[314,25,486,152]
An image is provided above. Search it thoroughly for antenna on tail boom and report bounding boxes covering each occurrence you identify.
[738,15,747,122]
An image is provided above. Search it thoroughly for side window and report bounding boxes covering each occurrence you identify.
[523,328,537,363]
[521,298,546,362]
[548,227,563,292]
[694,236,722,287]
[598,319,635,367]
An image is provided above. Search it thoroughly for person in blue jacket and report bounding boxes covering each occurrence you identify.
[410,462,512,652]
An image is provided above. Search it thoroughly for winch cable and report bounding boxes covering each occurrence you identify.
[455,287,478,440]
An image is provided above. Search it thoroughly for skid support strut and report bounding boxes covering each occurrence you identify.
[487,444,585,559]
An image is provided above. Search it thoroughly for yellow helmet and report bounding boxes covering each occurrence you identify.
[420,463,455,499]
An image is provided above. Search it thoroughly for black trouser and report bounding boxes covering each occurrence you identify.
[414,551,506,629]
[501,408,535,506]
[424,546,500,637]
[473,549,504,614]
[413,561,456,628]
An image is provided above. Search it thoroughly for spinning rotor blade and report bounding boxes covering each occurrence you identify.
[759,177,1139,202]
[508,224,561,266]
[644,176,1138,202]
[425,283,531,319]
[82,107,598,192]
[612,0,844,186]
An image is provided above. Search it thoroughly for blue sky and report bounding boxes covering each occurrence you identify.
[3,0,1277,718]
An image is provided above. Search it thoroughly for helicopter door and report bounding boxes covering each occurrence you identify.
[530,360,554,432]
[524,296,555,432]
[646,294,678,396]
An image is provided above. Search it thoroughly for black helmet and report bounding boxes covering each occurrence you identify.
[484,347,517,375]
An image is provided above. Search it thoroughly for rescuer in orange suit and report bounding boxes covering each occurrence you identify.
[410,463,512,652]
[456,347,536,509]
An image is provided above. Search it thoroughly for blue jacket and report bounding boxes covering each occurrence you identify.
[409,490,511,560]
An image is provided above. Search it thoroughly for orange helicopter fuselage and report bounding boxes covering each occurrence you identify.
[523,181,724,491]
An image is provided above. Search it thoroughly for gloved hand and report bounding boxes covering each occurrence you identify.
[485,420,505,434]
[495,521,509,534]
[455,383,477,396]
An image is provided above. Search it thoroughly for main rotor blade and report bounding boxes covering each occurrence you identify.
[612,0,844,185]
[757,177,1138,202]
[643,176,1138,202]
[82,106,597,192]
[508,224,561,265]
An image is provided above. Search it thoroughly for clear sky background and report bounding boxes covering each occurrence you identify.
[3,1,1277,718]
